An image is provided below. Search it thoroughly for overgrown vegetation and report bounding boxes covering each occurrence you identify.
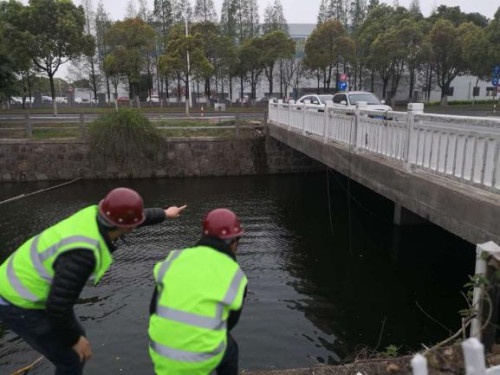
[88,108,163,174]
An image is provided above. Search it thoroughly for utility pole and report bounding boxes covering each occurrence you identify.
[184,13,192,115]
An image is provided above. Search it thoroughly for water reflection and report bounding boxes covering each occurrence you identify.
[0,174,474,373]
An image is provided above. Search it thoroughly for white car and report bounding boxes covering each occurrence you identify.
[147,95,160,103]
[331,91,392,112]
[296,94,334,112]
[10,96,22,104]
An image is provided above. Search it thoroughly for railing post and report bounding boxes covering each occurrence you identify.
[405,103,424,172]
[462,338,486,375]
[302,101,308,135]
[470,241,500,350]
[25,112,32,138]
[287,101,292,131]
[79,113,86,139]
[277,99,282,126]
[354,101,367,150]
[323,103,330,142]
[411,354,428,375]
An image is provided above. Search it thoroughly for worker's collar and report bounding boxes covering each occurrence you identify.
[97,219,117,253]
[196,236,236,261]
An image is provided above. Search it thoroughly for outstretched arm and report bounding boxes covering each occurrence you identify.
[164,205,187,219]
[141,205,187,226]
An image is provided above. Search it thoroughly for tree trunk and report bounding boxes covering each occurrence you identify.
[408,66,415,100]
[49,73,58,116]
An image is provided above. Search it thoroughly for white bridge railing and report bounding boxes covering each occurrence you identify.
[410,337,500,375]
[269,101,500,192]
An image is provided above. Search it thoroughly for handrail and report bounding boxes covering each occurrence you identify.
[268,101,500,192]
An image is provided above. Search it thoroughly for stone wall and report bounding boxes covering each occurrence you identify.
[0,135,323,182]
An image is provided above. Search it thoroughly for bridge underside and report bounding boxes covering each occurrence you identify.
[269,123,500,245]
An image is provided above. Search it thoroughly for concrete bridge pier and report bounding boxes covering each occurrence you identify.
[393,204,427,226]
[391,204,429,260]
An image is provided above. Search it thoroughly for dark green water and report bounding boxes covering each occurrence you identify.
[0,173,475,373]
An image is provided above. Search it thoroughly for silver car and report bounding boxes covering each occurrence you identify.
[296,94,334,112]
[331,91,392,111]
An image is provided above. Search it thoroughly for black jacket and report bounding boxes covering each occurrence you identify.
[149,236,247,332]
[47,207,167,347]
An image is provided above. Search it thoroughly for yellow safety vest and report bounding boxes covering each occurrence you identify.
[149,246,247,375]
[0,205,112,309]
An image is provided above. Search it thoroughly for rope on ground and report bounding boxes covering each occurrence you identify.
[10,355,44,375]
[0,178,81,206]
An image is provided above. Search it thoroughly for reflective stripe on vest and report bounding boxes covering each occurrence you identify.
[6,256,38,302]
[153,252,245,330]
[150,340,226,363]
[150,248,247,364]
[154,250,226,330]
[156,250,182,286]
[156,306,226,331]
[5,234,100,302]
[0,205,112,309]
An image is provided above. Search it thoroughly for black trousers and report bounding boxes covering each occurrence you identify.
[0,301,85,375]
[215,333,239,375]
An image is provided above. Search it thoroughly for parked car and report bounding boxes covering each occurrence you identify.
[296,94,334,112]
[147,95,160,103]
[42,95,53,103]
[116,96,129,103]
[9,96,22,104]
[235,95,249,104]
[256,96,278,104]
[331,91,392,112]
[81,97,96,104]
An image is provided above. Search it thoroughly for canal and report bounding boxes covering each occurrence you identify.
[0,173,475,373]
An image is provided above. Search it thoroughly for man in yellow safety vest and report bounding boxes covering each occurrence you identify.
[149,208,248,375]
[0,187,186,375]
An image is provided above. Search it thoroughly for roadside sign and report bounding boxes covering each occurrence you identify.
[339,74,347,82]
[494,65,500,75]
[338,81,347,91]
[67,85,74,93]
[492,77,499,87]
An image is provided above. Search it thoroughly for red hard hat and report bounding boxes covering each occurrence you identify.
[98,187,145,228]
[202,208,244,239]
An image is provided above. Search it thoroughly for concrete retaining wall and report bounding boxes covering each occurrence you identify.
[0,135,323,182]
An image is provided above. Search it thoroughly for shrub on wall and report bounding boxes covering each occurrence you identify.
[88,108,164,174]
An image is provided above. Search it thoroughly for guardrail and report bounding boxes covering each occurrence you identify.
[0,113,263,139]
[269,101,500,192]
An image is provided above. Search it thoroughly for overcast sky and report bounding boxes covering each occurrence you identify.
[92,0,496,23]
